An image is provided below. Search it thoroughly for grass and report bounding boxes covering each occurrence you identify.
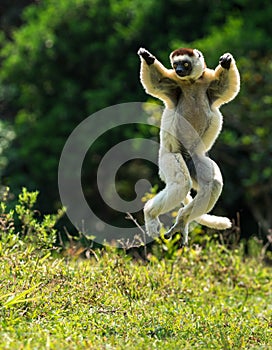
[0,188,272,349]
[1,237,272,349]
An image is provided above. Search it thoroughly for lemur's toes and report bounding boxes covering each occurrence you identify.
[145,218,162,238]
[164,224,181,239]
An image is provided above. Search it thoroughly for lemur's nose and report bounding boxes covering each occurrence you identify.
[176,67,183,75]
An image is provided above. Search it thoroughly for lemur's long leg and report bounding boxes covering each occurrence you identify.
[166,155,223,244]
[144,151,191,238]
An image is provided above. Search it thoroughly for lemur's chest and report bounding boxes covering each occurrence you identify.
[175,83,212,129]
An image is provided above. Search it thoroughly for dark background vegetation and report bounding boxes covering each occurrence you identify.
[0,0,271,241]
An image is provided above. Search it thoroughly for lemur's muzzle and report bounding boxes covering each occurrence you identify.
[175,61,192,77]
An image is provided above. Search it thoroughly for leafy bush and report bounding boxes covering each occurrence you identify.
[0,187,63,255]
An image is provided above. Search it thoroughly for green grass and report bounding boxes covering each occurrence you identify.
[0,188,271,349]
[1,238,272,349]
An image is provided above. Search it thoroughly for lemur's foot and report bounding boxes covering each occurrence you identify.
[165,221,189,246]
[145,217,162,238]
[165,224,181,239]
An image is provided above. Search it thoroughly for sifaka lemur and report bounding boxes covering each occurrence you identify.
[138,47,240,245]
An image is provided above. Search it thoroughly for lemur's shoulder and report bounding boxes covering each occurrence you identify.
[201,68,217,82]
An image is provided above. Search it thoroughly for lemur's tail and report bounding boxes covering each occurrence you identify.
[195,214,232,229]
[184,194,232,230]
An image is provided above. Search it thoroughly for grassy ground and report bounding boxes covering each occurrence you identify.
[1,232,272,350]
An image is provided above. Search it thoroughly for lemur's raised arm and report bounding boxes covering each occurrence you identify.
[207,53,240,108]
[138,48,180,108]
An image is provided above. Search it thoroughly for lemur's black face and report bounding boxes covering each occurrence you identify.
[170,49,205,80]
[173,60,192,77]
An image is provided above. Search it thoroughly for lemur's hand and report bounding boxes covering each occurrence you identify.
[138,48,155,65]
[219,53,232,70]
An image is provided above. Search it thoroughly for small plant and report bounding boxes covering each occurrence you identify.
[0,187,64,254]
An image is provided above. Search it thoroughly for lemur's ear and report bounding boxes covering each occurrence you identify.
[193,49,203,58]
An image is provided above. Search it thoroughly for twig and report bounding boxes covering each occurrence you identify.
[125,212,147,259]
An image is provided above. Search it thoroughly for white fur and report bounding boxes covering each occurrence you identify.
[138,48,240,245]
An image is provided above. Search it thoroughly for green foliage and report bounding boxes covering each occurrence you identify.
[0,120,15,172]
[0,0,272,237]
[0,0,152,211]
[0,187,63,254]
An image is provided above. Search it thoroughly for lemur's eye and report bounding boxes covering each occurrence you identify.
[173,63,177,69]
[184,62,189,67]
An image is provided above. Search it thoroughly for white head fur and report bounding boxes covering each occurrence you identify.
[170,48,206,81]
